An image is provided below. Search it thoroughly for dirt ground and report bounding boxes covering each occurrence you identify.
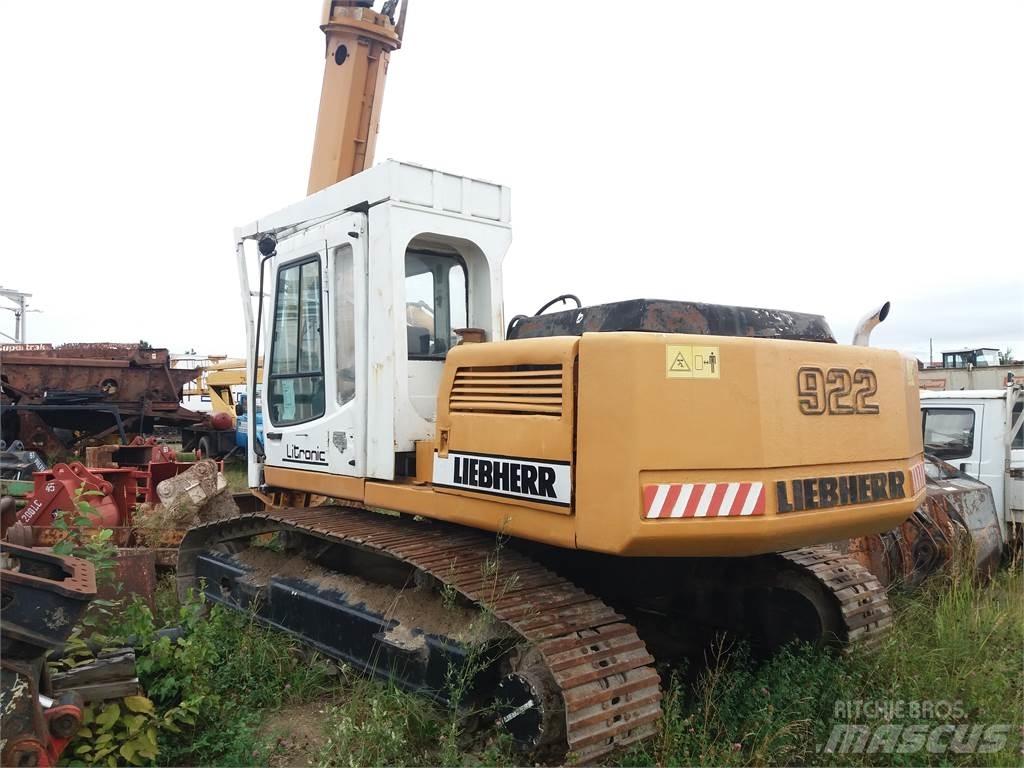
[259,702,328,767]
[234,547,507,649]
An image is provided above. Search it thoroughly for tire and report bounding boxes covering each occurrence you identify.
[197,436,214,460]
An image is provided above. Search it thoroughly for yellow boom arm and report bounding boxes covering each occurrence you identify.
[307,1,407,195]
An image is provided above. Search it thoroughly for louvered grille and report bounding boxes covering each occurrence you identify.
[449,365,564,416]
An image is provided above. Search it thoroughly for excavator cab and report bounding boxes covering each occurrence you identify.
[237,161,511,489]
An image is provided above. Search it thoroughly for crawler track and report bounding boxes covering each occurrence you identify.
[779,545,893,650]
[178,508,662,763]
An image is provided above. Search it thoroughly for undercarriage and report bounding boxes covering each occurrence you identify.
[178,506,890,761]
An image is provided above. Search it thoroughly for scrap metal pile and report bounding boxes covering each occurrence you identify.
[0,343,203,459]
[0,450,240,764]
[2,452,237,569]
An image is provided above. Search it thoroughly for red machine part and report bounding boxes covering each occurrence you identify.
[0,454,217,541]
[7,463,138,546]
[1,660,85,767]
[44,695,85,762]
[209,411,233,431]
[124,436,177,464]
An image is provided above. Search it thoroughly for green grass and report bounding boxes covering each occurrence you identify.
[80,560,1022,767]
[101,586,336,767]
[221,459,249,493]
[311,679,502,768]
[621,560,1024,767]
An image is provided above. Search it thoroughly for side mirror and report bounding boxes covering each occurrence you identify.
[236,402,247,418]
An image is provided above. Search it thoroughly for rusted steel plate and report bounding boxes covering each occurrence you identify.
[98,549,157,611]
[1,343,203,457]
[841,455,1004,587]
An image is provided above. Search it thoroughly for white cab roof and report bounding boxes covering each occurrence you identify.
[235,160,511,240]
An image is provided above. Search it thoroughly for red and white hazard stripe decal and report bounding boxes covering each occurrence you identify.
[910,462,926,494]
[644,482,765,519]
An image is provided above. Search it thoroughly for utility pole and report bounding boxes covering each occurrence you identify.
[929,338,933,368]
[0,287,33,344]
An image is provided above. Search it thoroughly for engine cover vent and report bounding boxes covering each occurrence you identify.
[449,365,563,416]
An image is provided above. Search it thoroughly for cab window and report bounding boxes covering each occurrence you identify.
[404,249,468,359]
[268,256,325,425]
[922,408,975,460]
[334,245,356,405]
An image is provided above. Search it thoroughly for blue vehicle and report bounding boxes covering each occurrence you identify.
[234,389,264,452]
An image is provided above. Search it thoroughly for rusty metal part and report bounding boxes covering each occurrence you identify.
[506,298,836,343]
[2,661,47,766]
[178,508,662,762]
[3,411,68,460]
[1,495,16,532]
[1,544,94,767]
[1,343,199,406]
[99,549,157,611]
[80,439,192,504]
[1,664,86,767]
[3,462,160,607]
[0,542,96,651]
[18,463,126,527]
[840,455,1004,587]
[779,546,893,650]
[85,437,177,470]
[0,343,202,459]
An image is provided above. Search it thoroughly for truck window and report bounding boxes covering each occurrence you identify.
[1013,403,1023,450]
[334,245,356,405]
[268,256,325,426]
[404,249,468,359]
[922,408,975,460]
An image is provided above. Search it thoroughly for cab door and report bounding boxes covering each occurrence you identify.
[263,213,367,478]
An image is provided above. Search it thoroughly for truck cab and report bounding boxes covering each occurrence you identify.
[920,385,1024,541]
[234,390,263,453]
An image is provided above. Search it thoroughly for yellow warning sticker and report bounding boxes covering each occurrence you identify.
[666,345,721,379]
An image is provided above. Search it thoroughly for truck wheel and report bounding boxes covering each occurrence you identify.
[198,437,214,460]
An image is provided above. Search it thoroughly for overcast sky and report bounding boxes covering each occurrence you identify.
[1,1,1021,363]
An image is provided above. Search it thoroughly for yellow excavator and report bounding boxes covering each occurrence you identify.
[179,2,925,759]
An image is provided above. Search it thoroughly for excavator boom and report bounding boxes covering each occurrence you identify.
[307,0,406,195]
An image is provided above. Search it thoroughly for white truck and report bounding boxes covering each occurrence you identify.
[920,385,1024,544]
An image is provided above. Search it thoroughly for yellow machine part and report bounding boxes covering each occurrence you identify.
[265,333,924,559]
[573,332,924,555]
[206,364,263,422]
[307,1,404,195]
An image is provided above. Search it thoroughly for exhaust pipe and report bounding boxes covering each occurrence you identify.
[851,301,890,346]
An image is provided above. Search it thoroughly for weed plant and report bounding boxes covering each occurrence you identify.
[64,548,1021,767]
